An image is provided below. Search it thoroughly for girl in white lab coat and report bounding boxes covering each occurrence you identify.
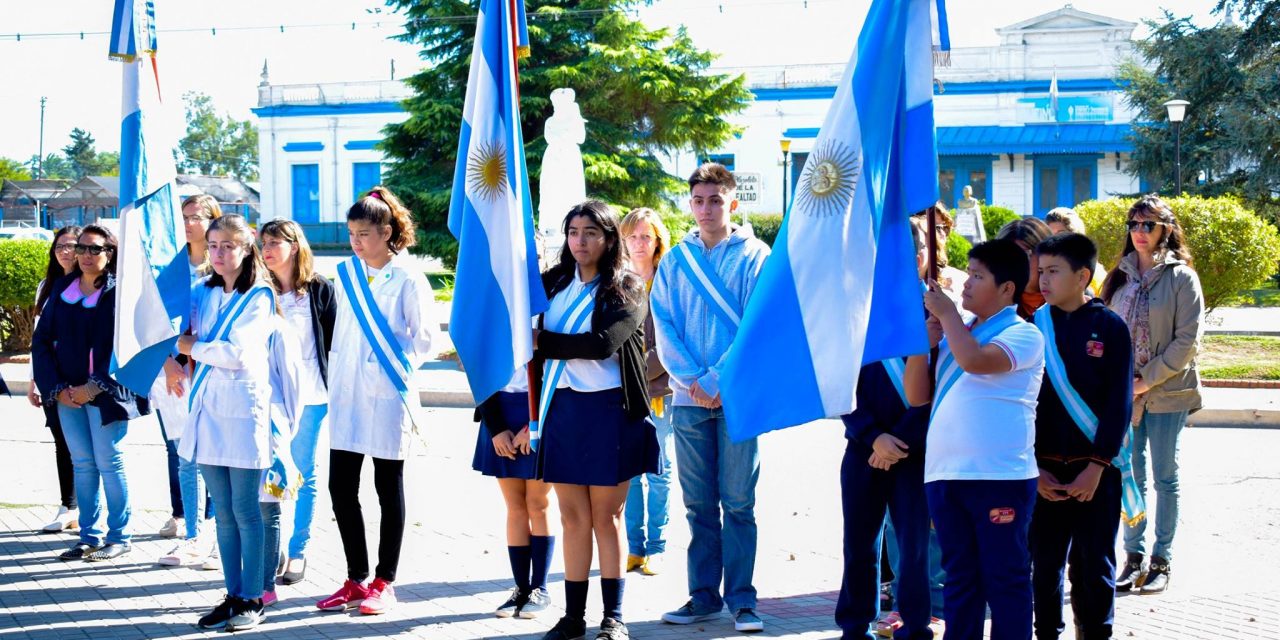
[315,186,435,617]
[177,214,276,632]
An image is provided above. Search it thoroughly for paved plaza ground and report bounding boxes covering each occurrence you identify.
[1,395,1278,639]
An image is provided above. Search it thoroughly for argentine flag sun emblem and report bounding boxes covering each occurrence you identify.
[467,141,509,203]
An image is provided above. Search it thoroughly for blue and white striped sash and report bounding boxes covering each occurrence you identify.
[882,357,910,409]
[336,257,413,400]
[931,305,1021,420]
[188,284,274,411]
[1033,305,1146,525]
[670,242,742,331]
[530,284,596,452]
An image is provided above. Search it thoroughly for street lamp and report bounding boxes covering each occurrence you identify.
[1163,98,1190,194]
[780,138,792,213]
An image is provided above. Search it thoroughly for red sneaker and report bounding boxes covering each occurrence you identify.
[359,578,396,615]
[316,579,368,611]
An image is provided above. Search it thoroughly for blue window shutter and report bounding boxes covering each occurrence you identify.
[292,164,320,223]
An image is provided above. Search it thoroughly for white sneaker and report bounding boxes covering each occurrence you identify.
[42,506,79,533]
[158,538,208,567]
[200,543,221,571]
[159,517,183,539]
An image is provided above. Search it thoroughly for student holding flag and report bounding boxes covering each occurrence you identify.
[1029,233,1135,640]
[176,214,277,631]
[317,187,436,616]
[533,200,657,640]
[650,164,770,634]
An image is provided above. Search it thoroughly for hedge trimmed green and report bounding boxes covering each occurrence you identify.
[982,205,1022,241]
[0,239,49,351]
[947,233,972,270]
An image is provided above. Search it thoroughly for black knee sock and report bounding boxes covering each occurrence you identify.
[530,535,555,590]
[507,545,532,591]
[600,577,625,622]
[564,580,589,620]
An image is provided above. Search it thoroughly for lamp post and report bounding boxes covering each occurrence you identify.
[780,138,792,213]
[1163,98,1189,195]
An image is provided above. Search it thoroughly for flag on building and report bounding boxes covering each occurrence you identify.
[1049,69,1060,121]
[109,0,189,395]
[448,0,548,403]
[720,0,947,440]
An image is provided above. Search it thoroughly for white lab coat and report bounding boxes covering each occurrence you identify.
[327,256,436,460]
[178,279,275,470]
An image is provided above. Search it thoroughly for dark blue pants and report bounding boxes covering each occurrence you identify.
[1031,461,1121,640]
[926,478,1036,640]
[837,439,933,640]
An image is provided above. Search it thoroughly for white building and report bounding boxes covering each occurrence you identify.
[253,5,1145,229]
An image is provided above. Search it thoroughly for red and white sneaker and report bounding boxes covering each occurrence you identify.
[359,578,396,615]
[316,579,368,611]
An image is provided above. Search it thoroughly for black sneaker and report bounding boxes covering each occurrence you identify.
[518,587,552,619]
[596,617,629,640]
[495,586,528,618]
[1115,552,1145,592]
[227,597,265,631]
[59,543,99,561]
[199,596,240,630]
[541,615,587,640]
[1139,556,1170,594]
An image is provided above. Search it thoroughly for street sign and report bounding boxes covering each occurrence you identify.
[734,171,762,204]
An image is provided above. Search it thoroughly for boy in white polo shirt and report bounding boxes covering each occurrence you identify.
[904,238,1045,640]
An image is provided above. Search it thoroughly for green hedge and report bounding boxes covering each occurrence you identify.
[0,239,50,351]
[982,205,1022,241]
[947,233,972,270]
[1076,196,1280,311]
[746,214,783,247]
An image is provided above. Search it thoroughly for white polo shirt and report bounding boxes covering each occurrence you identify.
[925,308,1045,483]
[544,271,622,392]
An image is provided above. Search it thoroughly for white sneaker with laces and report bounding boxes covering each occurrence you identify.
[42,506,78,533]
[200,543,221,571]
[158,516,183,539]
[158,537,208,567]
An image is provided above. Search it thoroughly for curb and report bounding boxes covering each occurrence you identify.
[419,388,474,409]
[1189,408,1280,430]
[1203,379,1280,389]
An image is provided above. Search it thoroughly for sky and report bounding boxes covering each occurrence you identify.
[0,0,1224,164]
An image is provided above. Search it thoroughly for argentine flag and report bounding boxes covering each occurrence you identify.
[721,0,947,440]
[109,0,188,395]
[448,0,547,403]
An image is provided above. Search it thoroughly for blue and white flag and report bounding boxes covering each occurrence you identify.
[109,0,188,395]
[448,0,548,404]
[721,0,947,441]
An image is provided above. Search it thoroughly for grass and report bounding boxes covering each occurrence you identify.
[1227,280,1280,307]
[1199,335,1280,380]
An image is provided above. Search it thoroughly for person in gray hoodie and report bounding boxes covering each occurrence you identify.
[650,163,771,634]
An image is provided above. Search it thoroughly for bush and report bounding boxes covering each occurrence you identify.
[982,205,1022,241]
[1076,195,1280,311]
[745,213,783,247]
[0,239,50,351]
[658,210,695,243]
[946,233,972,270]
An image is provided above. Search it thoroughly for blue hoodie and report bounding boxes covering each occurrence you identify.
[650,224,770,406]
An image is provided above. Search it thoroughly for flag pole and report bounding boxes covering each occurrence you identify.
[926,204,940,392]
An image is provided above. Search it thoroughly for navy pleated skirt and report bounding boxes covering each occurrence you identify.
[539,387,659,486]
[471,391,539,480]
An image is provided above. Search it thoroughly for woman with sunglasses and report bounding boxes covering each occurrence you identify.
[1100,195,1204,595]
[32,225,150,561]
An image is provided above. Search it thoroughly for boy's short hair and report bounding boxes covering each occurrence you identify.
[688,163,737,194]
[1035,232,1098,280]
[968,239,1029,303]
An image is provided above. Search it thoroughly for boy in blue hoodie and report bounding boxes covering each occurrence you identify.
[650,163,771,634]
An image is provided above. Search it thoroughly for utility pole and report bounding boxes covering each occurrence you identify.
[37,97,47,179]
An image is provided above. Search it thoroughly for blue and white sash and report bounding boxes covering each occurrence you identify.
[529,284,597,451]
[1034,305,1146,525]
[336,257,414,404]
[931,305,1022,420]
[670,242,742,331]
[882,357,910,409]
[188,284,274,411]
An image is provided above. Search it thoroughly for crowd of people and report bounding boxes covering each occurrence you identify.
[23,163,1203,640]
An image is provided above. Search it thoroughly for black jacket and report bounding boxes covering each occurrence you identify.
[840,360,929,457]
[535,269,651,421]
[306,276,338,387]
[32,274,149,424]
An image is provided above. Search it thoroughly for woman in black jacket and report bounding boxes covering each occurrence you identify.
[32,224,148,562]
[260,219,336,586]
[534,201,658,640]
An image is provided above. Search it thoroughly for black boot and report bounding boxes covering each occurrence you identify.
[1140,556,1170,594]
[1115,552,1145,592]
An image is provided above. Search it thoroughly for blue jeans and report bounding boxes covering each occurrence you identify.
[261,502,281,594]
[158,413,183,518]
[671,405,759,612]
[625,398,674,557]
[159,412,211,537]
[287,403,328,559]
[58,404,131,546]
[1124,410,1188,562]
[202,464,265,601]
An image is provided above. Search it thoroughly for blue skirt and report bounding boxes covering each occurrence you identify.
[539,387,659,486]
[471,391,538,480]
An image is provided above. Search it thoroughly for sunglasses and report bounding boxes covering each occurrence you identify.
[1126,220,1161,233]
[74,244,112,256]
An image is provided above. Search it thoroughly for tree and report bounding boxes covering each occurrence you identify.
[0,157,31,181]
[26,154,75,180]
[60,128,118,179]
[380,0,751,266]
[1118,4,1280,224]
[177,92,260,180]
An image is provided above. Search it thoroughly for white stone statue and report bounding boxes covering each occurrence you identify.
[953,184,986,244]
[537,88,587,237]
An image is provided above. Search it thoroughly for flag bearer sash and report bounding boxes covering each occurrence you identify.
[335,257,417,422]
[530,284,596,451]
[187,284,274,412]
[670,242,742,331]
[882,357,910,409]
[931,305,1021,420]
[1034,305,1146,525]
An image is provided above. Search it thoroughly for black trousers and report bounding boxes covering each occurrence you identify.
[45,404,76,510]
[1031,461,1122,640]
[329,449,406,583]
